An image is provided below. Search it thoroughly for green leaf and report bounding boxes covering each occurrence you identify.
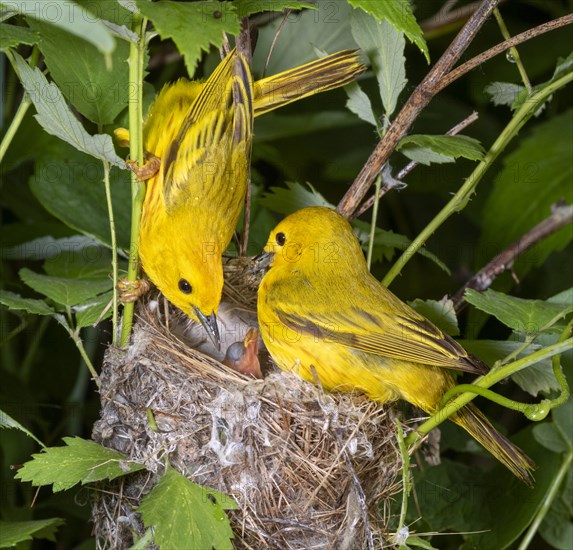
[460,338,558,396]
[0,290,55,316]
[75,291,113,328]
[0,23,39,50]
[0,518,65,547]
[43,246,114,279]
[1,0,115,54]
[408,298,459,336]
[0,409,44,447]
[351,8,406,117]
[259,181,333,214]
[2,235,99,261]
[478,110,573,278]
[348,0,429,62]
[354,221,451,274]
[251,1,358,75]
[8,50,125,167]
[29,144,131,249]
[28,1,131,124]
[540,468,573,550]
[139,466,238,550]
[465,288,573,334]
[345,81,378,127]
[397,135,485,165]
[533,423,570,453]
[485,82,524,107]
[404,536,438,549]
[254,111,361,142]
[234,0,315,17]
[15,436,145,492]
[19,268,112,307]
[137,0,240,76]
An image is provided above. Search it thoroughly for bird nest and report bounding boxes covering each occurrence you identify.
[92,261,403,549]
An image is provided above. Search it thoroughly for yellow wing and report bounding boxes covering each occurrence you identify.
[161,50,253,213]
[253,49,365,116]
[276,306,488,374]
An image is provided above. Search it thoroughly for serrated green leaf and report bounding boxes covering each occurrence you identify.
[139,466,237,550]
[397,134,485,165]
[348,0,428,62]
[0,290,55,316]
[28,2,131,125]
[345,81,378,127]
[478,110,573,278]
[29,144,131,249]
[234,0,315,17]
[19,268,112,307]
[0,518,65,547]
[0,22,38,50]
[1,0,115,54]
[8,50,125,167]
[74,291,113,328]
[409,298,459,336]
[137,0,240,76]
[0,409,44,447]
[351,8,406,117]
[485,82,524,107]
[465,288,573,334]
[15,436,145,492]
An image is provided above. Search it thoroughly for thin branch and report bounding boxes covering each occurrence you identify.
[452,203,573,311]
[436,13,573,95]
[337,0,501,219]
[355,112,479,219]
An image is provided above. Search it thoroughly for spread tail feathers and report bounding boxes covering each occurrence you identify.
[453,404,536,487]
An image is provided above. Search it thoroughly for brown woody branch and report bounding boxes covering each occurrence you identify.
[451,203,573,312]
[337,4,573,220]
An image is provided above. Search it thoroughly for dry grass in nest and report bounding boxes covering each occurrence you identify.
[92,263,403,549]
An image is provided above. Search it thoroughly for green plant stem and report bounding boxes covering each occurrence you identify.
[0,47,40,166]
[366,175,382,271]
[120,14,147,348]
[440,384,551,421]
[493,8,532,93]
[393,419,411,544]
[0,93,30,165]
[405,337,573,448]
[518,449,573,550]
[383,70,573,287]
[102,159,119,346]
[549,320,572,408]
[21,316,50,384]
[70,330,101,389]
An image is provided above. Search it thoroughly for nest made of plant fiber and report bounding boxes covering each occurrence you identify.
[92,269,403,549]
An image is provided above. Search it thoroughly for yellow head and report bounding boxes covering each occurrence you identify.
[261,206,368,277]
[139,231,223,348]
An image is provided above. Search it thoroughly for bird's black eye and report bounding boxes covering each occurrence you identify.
[178,278,192,294]
[276,232,286,246]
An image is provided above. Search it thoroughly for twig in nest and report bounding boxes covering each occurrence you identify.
[337,0,501,219]
[451,203,573,312]
[354,112,479,219]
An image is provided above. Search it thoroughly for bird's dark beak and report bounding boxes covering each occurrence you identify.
[192,306,220,350]
[252,249,273,274]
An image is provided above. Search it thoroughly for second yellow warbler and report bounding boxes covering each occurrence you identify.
[119,50,365,346]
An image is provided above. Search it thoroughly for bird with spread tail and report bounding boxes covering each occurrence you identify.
[116,50,366,348]
[256,206,536,485]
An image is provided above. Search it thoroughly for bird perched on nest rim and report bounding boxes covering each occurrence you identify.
[115,50,366,348]
[256,206,536,486]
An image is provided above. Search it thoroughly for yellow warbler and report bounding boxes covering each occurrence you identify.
[117,50,365,346]
[256,206,535,485]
